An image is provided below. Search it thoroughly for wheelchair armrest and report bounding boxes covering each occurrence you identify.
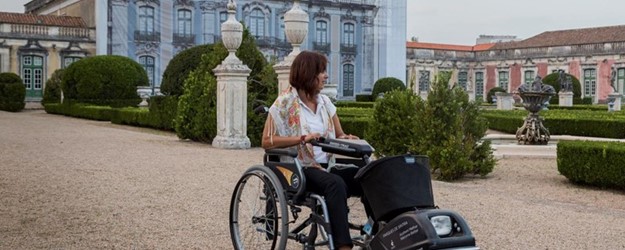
[265,148,298,158]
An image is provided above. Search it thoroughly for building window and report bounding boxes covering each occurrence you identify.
[343,64,354,97]
[249,8,265,38]
[458,71,467,90]
[220,11,228,23]
[279,16,286,41]
[177,9,192,36]
[498,71,509,91]
[138,6,155,35]
[616,68,625,93]
[419,70,430,92]
[316,21,328,45]
[63,56,81,68]
[583,68,596,97]
[475,72,484,99]
[22,55,44,98]
[524,70,535,84]
[139,56,155,87]
[343,23,354,46]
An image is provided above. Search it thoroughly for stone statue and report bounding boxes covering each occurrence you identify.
[610,65,617,92]
[557,70,573,92]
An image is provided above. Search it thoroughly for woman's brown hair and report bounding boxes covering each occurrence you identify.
[289,51,327,100]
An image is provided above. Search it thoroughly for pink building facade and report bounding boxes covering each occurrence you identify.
[407,25,625,103]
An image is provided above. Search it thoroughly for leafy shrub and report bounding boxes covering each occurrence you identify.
[42,69,64,104]
[368,72,495,181]
[366,89,422,156]
[486,86,506,104]
[371,77,405,100]
[161,44,214,96]
[0,72,25,112]
[412,72,495,180]
[557,141,625,189]
[44,103,114,121]
[62,55,148,102]
[335,101,374,108]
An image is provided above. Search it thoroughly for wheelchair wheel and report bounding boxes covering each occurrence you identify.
[230,165,289,250]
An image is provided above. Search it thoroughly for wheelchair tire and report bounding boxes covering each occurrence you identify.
[229,165,289,250]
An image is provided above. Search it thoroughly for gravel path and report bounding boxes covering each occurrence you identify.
[1,110,625,249]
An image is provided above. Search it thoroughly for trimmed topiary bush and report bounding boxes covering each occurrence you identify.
[542,72,582,104]
[62,55,148,103]
[42,69,64,104]
[161,44,214,96]
[0,72,26,112]
[486,86,506,104]
[371,77,405,99]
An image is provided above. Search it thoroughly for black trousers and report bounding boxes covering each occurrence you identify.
[303,167,371,247]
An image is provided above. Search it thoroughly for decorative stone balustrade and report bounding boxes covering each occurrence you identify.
[0,23,94,40]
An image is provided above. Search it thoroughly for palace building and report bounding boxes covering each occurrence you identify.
[407,25,625,104]
[12,0,406,100]
[0,12,95,102]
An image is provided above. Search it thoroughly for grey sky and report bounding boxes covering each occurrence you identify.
[407,0,625,45]
[3,0,625,45]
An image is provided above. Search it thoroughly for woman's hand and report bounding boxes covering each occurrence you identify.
[303,132,321,143]
[338,134,359,140]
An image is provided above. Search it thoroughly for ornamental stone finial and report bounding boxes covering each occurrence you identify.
[220,0,244,66]
[283,0,309,60]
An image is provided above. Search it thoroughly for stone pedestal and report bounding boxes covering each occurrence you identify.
[321,83,338,101]
[608,93,623,112]
[558,91,573,107]
[212,0,251,149]
[467,90,475,102]
[213,64,252,149]
[495,92,514,110]
[274,63,291,92]
[419,91,428,101]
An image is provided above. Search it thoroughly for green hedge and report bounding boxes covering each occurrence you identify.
[335,101,374,108]
[44,103,114,121]
[482,110,625,138]
[340,116,370,139]
[557,141,625,189]
[147,95,178,130]
[355,94,373,102]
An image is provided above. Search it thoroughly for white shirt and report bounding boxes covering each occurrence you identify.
[298,94,336,163]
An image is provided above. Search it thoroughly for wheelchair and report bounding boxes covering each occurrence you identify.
[229,137,479,250]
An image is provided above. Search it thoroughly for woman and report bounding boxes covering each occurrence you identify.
[261,51,359,250]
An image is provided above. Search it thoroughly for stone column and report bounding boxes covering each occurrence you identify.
[273,0,309,93]
[212,0,251,149]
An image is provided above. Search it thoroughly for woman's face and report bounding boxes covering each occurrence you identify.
[315,70,328,94]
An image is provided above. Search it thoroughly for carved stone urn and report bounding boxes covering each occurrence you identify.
[515,76,556,145]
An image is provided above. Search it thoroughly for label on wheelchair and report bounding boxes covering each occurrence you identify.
[276,166,300,189]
